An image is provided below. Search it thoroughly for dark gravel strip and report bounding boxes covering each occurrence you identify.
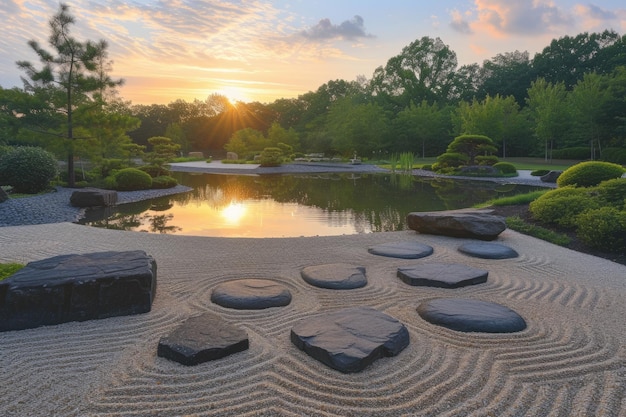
[0,185,192,227]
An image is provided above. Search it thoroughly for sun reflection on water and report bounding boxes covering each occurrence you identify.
[220,202,246,224]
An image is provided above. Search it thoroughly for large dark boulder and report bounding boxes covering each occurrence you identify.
[407,210,506,241]
[70,188,118,207]
[0,250,156,332]
[158,313,249,366]
[211,279,292,309]
[540,170,562,183]
[291,306,409,373]
[417,298,527,333]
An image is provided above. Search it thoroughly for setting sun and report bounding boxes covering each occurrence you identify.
[217,86,252,105]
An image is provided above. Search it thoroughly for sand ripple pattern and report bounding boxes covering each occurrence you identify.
[0,224,624,416]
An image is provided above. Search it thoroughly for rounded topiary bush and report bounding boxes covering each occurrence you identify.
[476,155,499,166]
[113,168,152,191]
[529,187,599,228]
[493,162,517,174]
[556,161,625,188]
[259,147,283,167]
[576,207,626,253]
[0,146,59,193]
[531,169,550,176]
[151,175,178,189]
[594,178,626,209]
[139,164,171,178]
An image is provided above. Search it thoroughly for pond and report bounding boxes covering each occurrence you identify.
[78,172,540,238]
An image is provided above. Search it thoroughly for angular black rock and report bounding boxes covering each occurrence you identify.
[417,298,527,333]
[407,210,506,241]
[70,188,118,207]
[397,263,488,288]
[540,170,562,183]
[211,279,292,309]
[291,306,410,373]
[458,242,519,259]
[0,251,156,332]
[158,312,249,366]
[300,263,367,289]
[367,241,434,259]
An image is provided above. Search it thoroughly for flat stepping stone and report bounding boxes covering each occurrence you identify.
[158,312,249,366]
[458,242,519,259]
[0,251,156,332]
[291,306,409,373]
[397,262,488,288]
[300,263,367,289]
[417,298,527,333]
[368,241,434,259]
[211,279,292,309]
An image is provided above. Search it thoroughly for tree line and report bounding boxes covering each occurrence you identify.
[1,4,625,187]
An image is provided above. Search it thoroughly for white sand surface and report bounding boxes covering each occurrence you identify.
[0,223,624,416]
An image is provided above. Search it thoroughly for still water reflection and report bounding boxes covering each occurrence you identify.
[79,173,539,238]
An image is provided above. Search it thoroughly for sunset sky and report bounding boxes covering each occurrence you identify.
[1,1,625,105]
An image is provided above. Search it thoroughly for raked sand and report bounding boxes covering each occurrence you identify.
[0,223,624,416]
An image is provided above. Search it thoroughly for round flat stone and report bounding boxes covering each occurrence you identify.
[397,263,488,288]
[211,279,292,309]
[458,242,519,259]
[417,298,527,333]
[368,241,434,259]
[300,263,367,289]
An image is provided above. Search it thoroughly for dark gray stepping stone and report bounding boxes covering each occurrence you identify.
[158,312,248,365]
[300,263,367,289]
[368,241,434,259]
[458,242,519,259]
[0,251,156,332]
[417,298,527,333]
[397,262,488,288]
[290,306,409,373]
[211,279,292,309]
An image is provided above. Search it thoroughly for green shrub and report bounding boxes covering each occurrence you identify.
[151,175,178,189]
[98,158,127,178]
[557,161,625,188]
[529,187,599,228]
[493,162,517,174]
[550,147,590,160]
[139,164,171,178]
[600,147,626,165]
[0,263,24,281]
[506,216,571,246]
[112,168,152,191]
[421,164,432,171]
[576,207,626,253]
[59,168,95,183]
[594,178,626,209]
[0,146,59,193]
[435,152,468,170]
[531,169,551,176]
[259,147,283,167]
[476,155,499,166]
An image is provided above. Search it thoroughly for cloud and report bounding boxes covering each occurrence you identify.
[300,15,374,41]
[449,9,473,34]
[470,0,575,37]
